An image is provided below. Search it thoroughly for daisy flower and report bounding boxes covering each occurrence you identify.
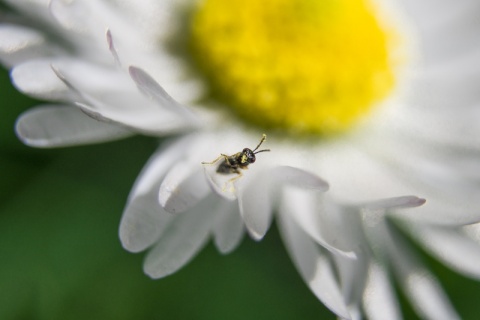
[1,0,480,319]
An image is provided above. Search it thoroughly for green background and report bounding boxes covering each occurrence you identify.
[1,65,480,319]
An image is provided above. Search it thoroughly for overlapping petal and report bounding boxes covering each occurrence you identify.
[16,105,133,147]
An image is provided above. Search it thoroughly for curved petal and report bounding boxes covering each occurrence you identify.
[159,161,210,214]
[271,165,329,191]
[237,165,329,241]
[128,66,200,127]
[394,195,480,226]
[121,197,175,254]
[378,221,460,320]
[363,110,480,225]
[11,60,71,100]
[51,65,194,135]
[407,224,480,280]
[212,200,245,254]
[282,188,356,259]
[363,262,402,320]
[361,196,426,211]
[311,142,415,203]
[237,170,273,241]
[15,105,133,147]
[332,251,368,317]
[120,137,192,252]
[143,196,217,279]
[278,206,352,320]
[402,270,460,320]
[0,24,54,67]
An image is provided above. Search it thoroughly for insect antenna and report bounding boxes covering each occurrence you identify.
[254,149,270,154]
[252,134,268,152]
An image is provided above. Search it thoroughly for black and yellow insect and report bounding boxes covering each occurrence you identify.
[202,134,270,184]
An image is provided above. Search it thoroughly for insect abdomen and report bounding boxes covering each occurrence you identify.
[217,158,240,174]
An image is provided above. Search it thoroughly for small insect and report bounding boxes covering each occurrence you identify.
[202,134,270,185]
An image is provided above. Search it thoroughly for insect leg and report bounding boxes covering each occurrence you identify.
[221,170,243,192]
[227,171,243,185]
[201,154,230,165]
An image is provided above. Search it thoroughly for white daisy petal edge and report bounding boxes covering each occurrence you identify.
[119,137,193,253]
[362,262,402,320]
[143,196,217,279]
[406,223,480,280]
[15,104,133,147]
[386,229,460,320]
[128,66,200,127]
[0,24,53,67]
[159,161,210,214]
[278,203,352,320]
[212,200,245,254]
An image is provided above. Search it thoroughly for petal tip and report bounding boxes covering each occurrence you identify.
[247,229,265,241]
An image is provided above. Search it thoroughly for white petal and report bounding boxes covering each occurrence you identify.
[49,0,130,59]
[202,162,238,201]
[12,58,130,100]
[120,137,192,252]
[159,161,210,214]
[365,108,480,225]
[278,208,352,319]
[380,221,460,320]
[359,196,426,233]
[128,66,200,126]
[51,65,193,135]
[407,224,480,279]
[121,198,174,254]
[311,142,414,204]
[399,196,480,226]
[271,166,329,191]
[143,197,217,279]
[48,0,202,104]
[15,105,132,147]
[403,270,460,320]
[49,0,97,34]
[0,24,53,67]
[363,262,402,320]
[370,108,480,190]
[49,0,158,58]
[361,196,426,211]
[463,223,480,244]
[236,165,328,241]
[237,170,273,241]
[282,188,356,259]
[332,252,368,317]
[308,257,352,320]
[212,201,245,254]
[318,114,480,227]
[378,95,480,151]
[0,24,43,53]
[11,60,70,100]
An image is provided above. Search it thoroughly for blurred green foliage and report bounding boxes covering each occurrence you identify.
[1,65,480,320]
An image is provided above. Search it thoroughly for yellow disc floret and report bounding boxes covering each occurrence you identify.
[190,0,399,135]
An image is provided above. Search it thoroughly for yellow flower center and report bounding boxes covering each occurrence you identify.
[189,0,400,135]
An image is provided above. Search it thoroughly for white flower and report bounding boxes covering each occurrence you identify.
[1,0,480,319]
